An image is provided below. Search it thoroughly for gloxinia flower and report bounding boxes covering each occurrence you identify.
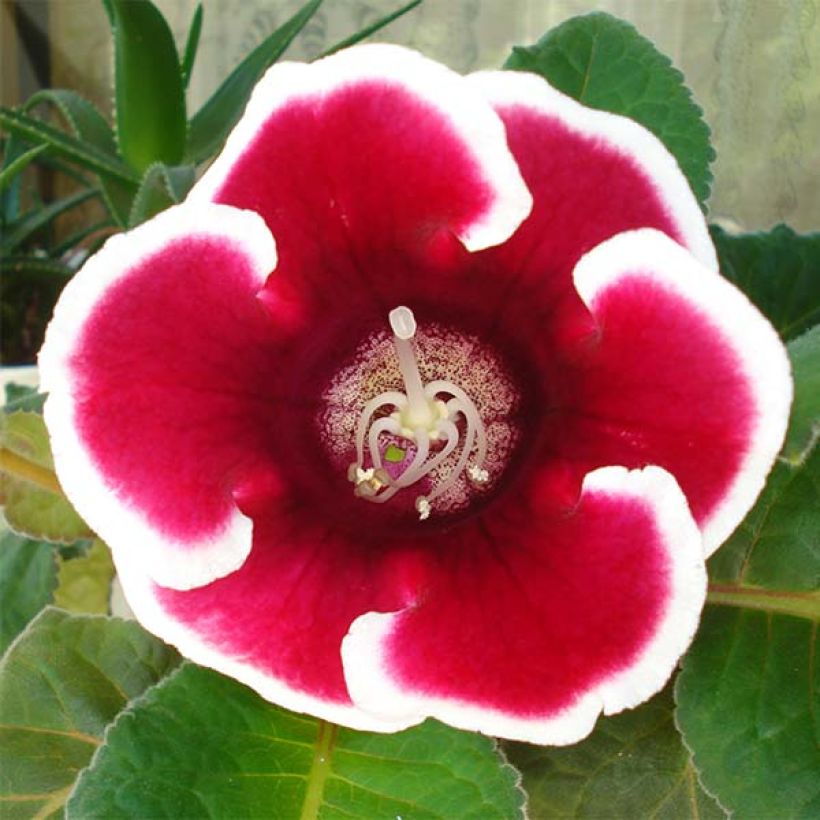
[39,45,791,745]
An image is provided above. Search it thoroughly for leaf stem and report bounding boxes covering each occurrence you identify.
[300,719,337,820]
[0,447,63,495]
[707,583,820,621]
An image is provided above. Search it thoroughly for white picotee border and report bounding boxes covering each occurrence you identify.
[467,70,717,272]
[188,43,533,253]
[111,542,421,734]
[341,465,707,745]
[38,204,278,590]
[572,228,792,554]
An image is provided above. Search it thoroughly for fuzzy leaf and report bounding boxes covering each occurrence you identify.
[127,162,195,227]
[783,326,820,465]
[0,411,93,543]
[711,225,820,341]
[0,525,57,653]
[0,609,180,819]
[109,0,187,173]
[185,0,323,165]
[68,663,524,819]
[505,687,724,819]
[504,12,714,207]
[54,539,114,615]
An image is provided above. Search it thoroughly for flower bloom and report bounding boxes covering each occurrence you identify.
[40,45,791,744]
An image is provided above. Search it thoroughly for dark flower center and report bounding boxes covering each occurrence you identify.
[317,306,522,520]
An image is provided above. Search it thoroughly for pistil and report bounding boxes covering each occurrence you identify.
[349,306,489,518]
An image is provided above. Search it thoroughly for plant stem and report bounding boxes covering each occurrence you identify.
[707,583,820,621]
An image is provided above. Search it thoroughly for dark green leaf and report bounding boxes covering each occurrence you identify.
[504,12,714,206]
[711,224,820,341]
[0,526,57,653]
[180,3,203,90]
[1,187,98,254]
[505,686,724,819]
[3,384,44,414]
[0,608,180,818]
[783,326,820,465]
[318,0,422,58]
[110,0,187,172]
[0,144,47,192]
[707,449,820,595]
[0,411,93,543]
[185,0,323,165]
[127,162,195,227]
[68,663,524,819]
[675,608,819,818]
[0,107,139,185]
[54,539,114,615]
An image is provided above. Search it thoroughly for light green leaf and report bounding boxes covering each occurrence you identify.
[0,411,93,544]
[783,326,820,465]
[185,0,323,165]
[0,107,139,185]
[0,144,48,192]
[54,539,114,615]
[0,525,57,653]
[711,224,820,341]
[505,686,724,819]
[180,3,203,90]
[110,0,187,173]
[504,12,714,207]
[318,0,422,58]
[0,608,180,819]
[68,663,525,819]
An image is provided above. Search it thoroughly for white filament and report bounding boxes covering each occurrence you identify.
[349,307,489,518]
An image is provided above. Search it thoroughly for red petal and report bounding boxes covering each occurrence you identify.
[39,205,279,589]
[189,44,531,327]
[342,466,707,744]
[553,229,791,553]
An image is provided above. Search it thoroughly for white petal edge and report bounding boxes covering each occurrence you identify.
[38,203,277,591]
[467,69,717,271]
[111,543,420,734]
[572,228,792,554]
[189,43,533,253]
[341,465,707,745]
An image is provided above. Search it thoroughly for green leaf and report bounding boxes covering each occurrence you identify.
[180,3,203,90]
[0,106,139,185]
[0,411,93,544]
[185,0,323,165]
[783,326,820,465]
[707,448,820,597]
[318,0,422,58]
[68,663,524,819]
[0,525,57,653]
[0,608,180,818]
[675,608,820,818]
[109,0,187,173]
[127,162,195,227]
[504,686,724,819]
[711,224,820,341]
[54,539,114,615]
[0,143,48,192]
[1,186,98,254]
[3,384,45,414]
[504,12,714,207]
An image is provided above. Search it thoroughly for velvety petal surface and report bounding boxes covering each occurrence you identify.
[342,466,707,744]
[553,230,792,553]
[39,204,279,589]
[188,44,531,330]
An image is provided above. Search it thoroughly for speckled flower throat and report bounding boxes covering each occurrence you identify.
[318,307,521,520]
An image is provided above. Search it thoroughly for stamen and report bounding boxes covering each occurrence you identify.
[348,307,491,518]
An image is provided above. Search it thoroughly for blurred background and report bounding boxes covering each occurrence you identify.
[4,0,818,232]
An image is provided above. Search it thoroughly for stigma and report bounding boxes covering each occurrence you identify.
[348,306,489,519]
